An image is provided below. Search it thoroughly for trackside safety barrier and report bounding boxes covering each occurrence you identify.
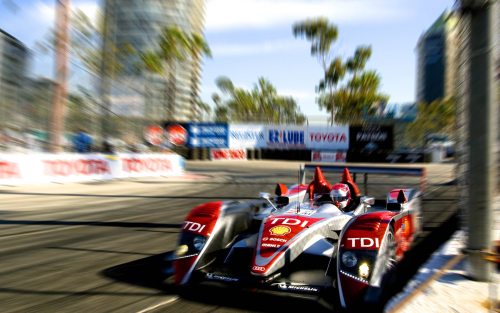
[0,153,184,185]
[300,163,427,192]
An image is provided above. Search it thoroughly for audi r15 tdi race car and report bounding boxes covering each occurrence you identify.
[169,166,422,310]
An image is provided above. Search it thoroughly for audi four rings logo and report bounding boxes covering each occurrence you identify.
[252,266,265,272]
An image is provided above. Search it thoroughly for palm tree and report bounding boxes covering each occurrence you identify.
[141,26,211,120]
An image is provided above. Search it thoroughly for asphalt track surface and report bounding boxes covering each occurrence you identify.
[0,161,458,313]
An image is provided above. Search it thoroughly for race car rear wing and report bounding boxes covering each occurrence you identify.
[299,163,427,192]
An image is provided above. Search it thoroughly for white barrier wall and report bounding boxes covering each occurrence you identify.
[0,153,184,185]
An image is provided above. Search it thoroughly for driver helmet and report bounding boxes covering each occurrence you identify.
[330,183,351,209]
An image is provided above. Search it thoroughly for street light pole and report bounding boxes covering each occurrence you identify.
[459,0,498,281]
[49,0,71,152]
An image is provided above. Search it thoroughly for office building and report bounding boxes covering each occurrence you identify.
[0,29,29,128]
[416,10,458,104]
[101,0,206,123]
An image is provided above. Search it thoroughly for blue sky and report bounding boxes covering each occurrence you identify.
[0,0,455,117]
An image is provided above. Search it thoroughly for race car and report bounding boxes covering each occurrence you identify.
[169,166,422,310]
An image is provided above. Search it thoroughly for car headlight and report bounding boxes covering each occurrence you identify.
[342,251,358,267]
[193,236,207,251]
[175,244,189,257]
[359,262,370,279]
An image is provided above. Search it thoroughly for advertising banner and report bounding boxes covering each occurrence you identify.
[228,124,266,149]
[184,123,229,148]
[117,153,184,178]
[385,152,424,163]
[210,149,247,161]
[40,153,116,183]
[0,153,184,185]
[0,154,28,185]
[349,125,394,152]
[306,126,349,150]
[265,125,306,149]
[311,151,347,163]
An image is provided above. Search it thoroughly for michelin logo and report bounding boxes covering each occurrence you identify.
[271,282,320,293]
[206,273,239,282]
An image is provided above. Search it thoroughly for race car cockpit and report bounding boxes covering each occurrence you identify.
[305,167,361,211]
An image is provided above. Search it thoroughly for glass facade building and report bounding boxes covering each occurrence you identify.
[101,0,205,122]
[416,11,458,104]
[0,29,29,128]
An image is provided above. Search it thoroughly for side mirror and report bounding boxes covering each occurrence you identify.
[259,192,278,211]
[259,192,272,200]
[362,197,375,206]
[276,196,289,206]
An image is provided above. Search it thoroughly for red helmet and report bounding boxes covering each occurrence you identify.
[330,183,351,209]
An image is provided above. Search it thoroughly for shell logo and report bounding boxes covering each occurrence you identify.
[269,225,291,236]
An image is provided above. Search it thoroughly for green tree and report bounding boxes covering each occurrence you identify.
[65,93,94,133]
[293,18,388,124]
[406,98,456,147]
[212,76,305,124]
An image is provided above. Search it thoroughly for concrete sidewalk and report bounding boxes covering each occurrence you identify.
[385,197,500,313]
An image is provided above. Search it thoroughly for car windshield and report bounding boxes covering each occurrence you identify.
[276,198,343,216]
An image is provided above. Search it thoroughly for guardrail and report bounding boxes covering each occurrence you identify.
[299,163,427,192]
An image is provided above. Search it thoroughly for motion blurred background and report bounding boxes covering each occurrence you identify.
[0,0,498,294]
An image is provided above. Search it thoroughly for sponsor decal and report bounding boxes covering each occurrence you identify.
[306,126,349,150]
[43,160,111,176]
[309,132,347,143]
[386,153,424,163]
[262,243,280,248]
[269,237,287,243]
[166,124,188,146]
[349,125,394,151]
[230,129,264,141]
[347,237,380,248]
[186,123,229,148]
[183,221,206,233]
[356,131,387,142]
[0,161,20,179]
[210,149,246,160]
[262,237,269,241]
[206,273,239,282]
[269,225,291,236]
[252,265,265,272]
[271,282,320,293]
[268,129,305,147]
[228,124,266,149]
[269,217,310,228]
[285,208,315,216]
[311,151,347,163]
[121,158,172,173]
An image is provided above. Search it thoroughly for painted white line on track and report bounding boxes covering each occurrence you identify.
[136,296,179,313]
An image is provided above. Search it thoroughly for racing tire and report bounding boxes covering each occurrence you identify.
[362,225,397,312]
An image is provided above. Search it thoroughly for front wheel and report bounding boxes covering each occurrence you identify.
[363,225,397,309]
